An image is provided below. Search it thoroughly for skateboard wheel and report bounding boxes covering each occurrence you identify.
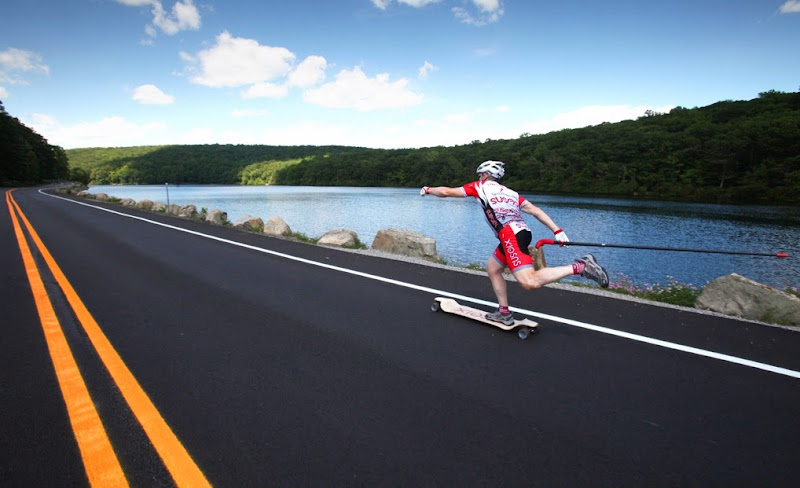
[517,328,530,340]
[431,301,441,312]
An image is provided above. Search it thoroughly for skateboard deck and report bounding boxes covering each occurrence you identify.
[431,297,538,340]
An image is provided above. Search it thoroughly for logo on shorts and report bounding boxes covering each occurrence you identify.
[504,238,522,268]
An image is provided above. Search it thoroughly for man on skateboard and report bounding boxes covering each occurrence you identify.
[421,160,609,325]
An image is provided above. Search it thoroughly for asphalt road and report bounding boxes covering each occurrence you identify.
[3,187,799,487]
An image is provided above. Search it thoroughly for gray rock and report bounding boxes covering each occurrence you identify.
[151,202,167,213]
[178,204,198,219]
[94,193,110,201]
[119,198,137,207]
[372,228,439,261]
[263,217,291,236]
[318,229,358,248]
[206,209,227,225]
[138,199,155,211]
[696,273,800,326]
[234,215,264,231]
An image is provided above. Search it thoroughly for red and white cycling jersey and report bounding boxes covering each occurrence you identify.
[461,180,530,236]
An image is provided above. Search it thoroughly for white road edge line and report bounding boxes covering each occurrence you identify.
[42,190,800,380]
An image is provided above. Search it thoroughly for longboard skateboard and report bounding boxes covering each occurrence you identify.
[431,297,539,340]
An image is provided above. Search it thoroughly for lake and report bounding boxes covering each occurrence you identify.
[87,185,800,291]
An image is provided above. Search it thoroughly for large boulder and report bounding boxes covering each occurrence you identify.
[178,204,198,219]
[263,217,291,236]
[119,198,137,207]
[151,202,167,212]
[138,199,155,211]
[696,273,800,326]
[94,193,110,201]
[234,215,264,232]
[318,229,358,248]
[206,209,227,225]
[372,228,439,261]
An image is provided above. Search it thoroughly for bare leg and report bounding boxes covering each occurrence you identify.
[513,265,575,291]
[486,257,509,307]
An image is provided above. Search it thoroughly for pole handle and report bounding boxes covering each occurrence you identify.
[535,239,556,249]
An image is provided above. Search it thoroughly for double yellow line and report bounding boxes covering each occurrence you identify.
[6,190,211,487]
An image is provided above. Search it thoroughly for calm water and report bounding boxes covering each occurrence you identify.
[88,185,800,290]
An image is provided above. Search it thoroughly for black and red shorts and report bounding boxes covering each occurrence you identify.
[492,227,533,272]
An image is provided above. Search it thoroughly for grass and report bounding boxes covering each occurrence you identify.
[349,238,368,250]
[290,232,318,244]
[606,274,701,307]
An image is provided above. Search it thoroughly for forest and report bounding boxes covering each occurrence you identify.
[0,100,70,185]
[272,90,800,205]
[6,90,799,205]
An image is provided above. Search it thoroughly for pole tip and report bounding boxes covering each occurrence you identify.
[777,253,789,258]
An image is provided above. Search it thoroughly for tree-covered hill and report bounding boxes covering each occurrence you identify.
[274,90,800,205]
[65,90,800,205]
[0,100,70,185]
[66,144,362,186]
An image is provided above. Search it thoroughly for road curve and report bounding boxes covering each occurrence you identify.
[3,187,799,487]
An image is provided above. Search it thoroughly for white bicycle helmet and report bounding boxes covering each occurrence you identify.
[476,160,505,179]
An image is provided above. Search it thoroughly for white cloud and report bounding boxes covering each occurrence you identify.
[115,0,201,38]
[373,0,502,25]
[153,0,201,35]
[303,66,423,111]
[418,61,437,80]
[258,121,353,146]
[0,48,49,98]
[521,104,676,135]
[0,48,50,90]
[242,82,289,99]
[779,1,800,13]
[188,31,295,88]
[287,55,327,88]
[26,113,167,148]
[132,84,175,104]
[472,0,500,12]
[453,0,504,25]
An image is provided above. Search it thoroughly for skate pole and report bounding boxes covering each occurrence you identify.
[534,239,790,258]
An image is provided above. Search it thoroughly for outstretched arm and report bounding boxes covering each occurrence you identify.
[521,200,570,244]
[420,186,465,198]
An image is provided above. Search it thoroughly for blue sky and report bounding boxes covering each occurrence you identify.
[1,0,798,149]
